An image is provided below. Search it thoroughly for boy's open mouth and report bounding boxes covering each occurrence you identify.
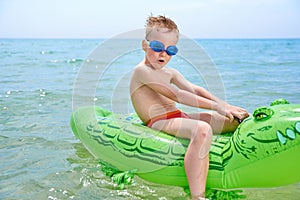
[158,59,165,63]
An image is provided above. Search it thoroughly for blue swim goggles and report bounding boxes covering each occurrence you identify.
[146,40,178,56]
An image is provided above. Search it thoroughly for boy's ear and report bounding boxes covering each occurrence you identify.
[142,40,147,51]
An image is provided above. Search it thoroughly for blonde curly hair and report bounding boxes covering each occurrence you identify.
[145,15,179,40]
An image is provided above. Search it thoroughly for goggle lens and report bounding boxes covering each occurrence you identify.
[148,40,178,56]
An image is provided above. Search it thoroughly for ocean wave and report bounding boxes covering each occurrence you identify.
[67,58,84,64]
[40,50,56,55]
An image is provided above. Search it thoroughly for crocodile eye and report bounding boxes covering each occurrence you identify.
[253,106,274,121]
[270,98,290,106]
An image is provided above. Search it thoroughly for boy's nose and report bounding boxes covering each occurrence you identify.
[159,50,168,56]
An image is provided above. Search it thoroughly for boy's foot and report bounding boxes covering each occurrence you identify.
[191,194,209,200]
[192,197,209,200]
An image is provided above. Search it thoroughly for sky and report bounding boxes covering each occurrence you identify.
[0,0,299,39]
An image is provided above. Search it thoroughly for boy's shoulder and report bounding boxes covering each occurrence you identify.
[132,64,149,77]
[134,64,178,73]
[132,64,181,81]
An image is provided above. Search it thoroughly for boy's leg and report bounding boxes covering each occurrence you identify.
[188,112,240,134]
[151,118,212,198]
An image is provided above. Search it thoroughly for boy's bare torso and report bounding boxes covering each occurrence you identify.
[130,62,179,124]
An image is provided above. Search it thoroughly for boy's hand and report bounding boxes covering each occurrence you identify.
[216,104,249,122]
[228,105,249,122]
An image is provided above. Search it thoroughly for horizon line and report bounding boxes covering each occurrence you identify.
[1,37,300,40]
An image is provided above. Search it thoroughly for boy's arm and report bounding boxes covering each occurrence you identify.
[170,68,223,103]
[134,66,221,111]
[170,68,249,121]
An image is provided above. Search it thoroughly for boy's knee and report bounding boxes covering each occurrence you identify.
[188,122,212,159]
[192,122,212,142]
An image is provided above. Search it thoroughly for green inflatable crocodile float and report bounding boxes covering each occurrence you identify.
[70,99,300,189]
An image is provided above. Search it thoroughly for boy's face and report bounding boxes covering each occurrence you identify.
[143,28,178,70]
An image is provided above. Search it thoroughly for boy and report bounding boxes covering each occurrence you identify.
[130,15,249,200]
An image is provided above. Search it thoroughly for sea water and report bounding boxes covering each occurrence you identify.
[0,38,300,199]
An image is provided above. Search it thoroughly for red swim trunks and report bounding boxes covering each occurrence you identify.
[147,110,190,128]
